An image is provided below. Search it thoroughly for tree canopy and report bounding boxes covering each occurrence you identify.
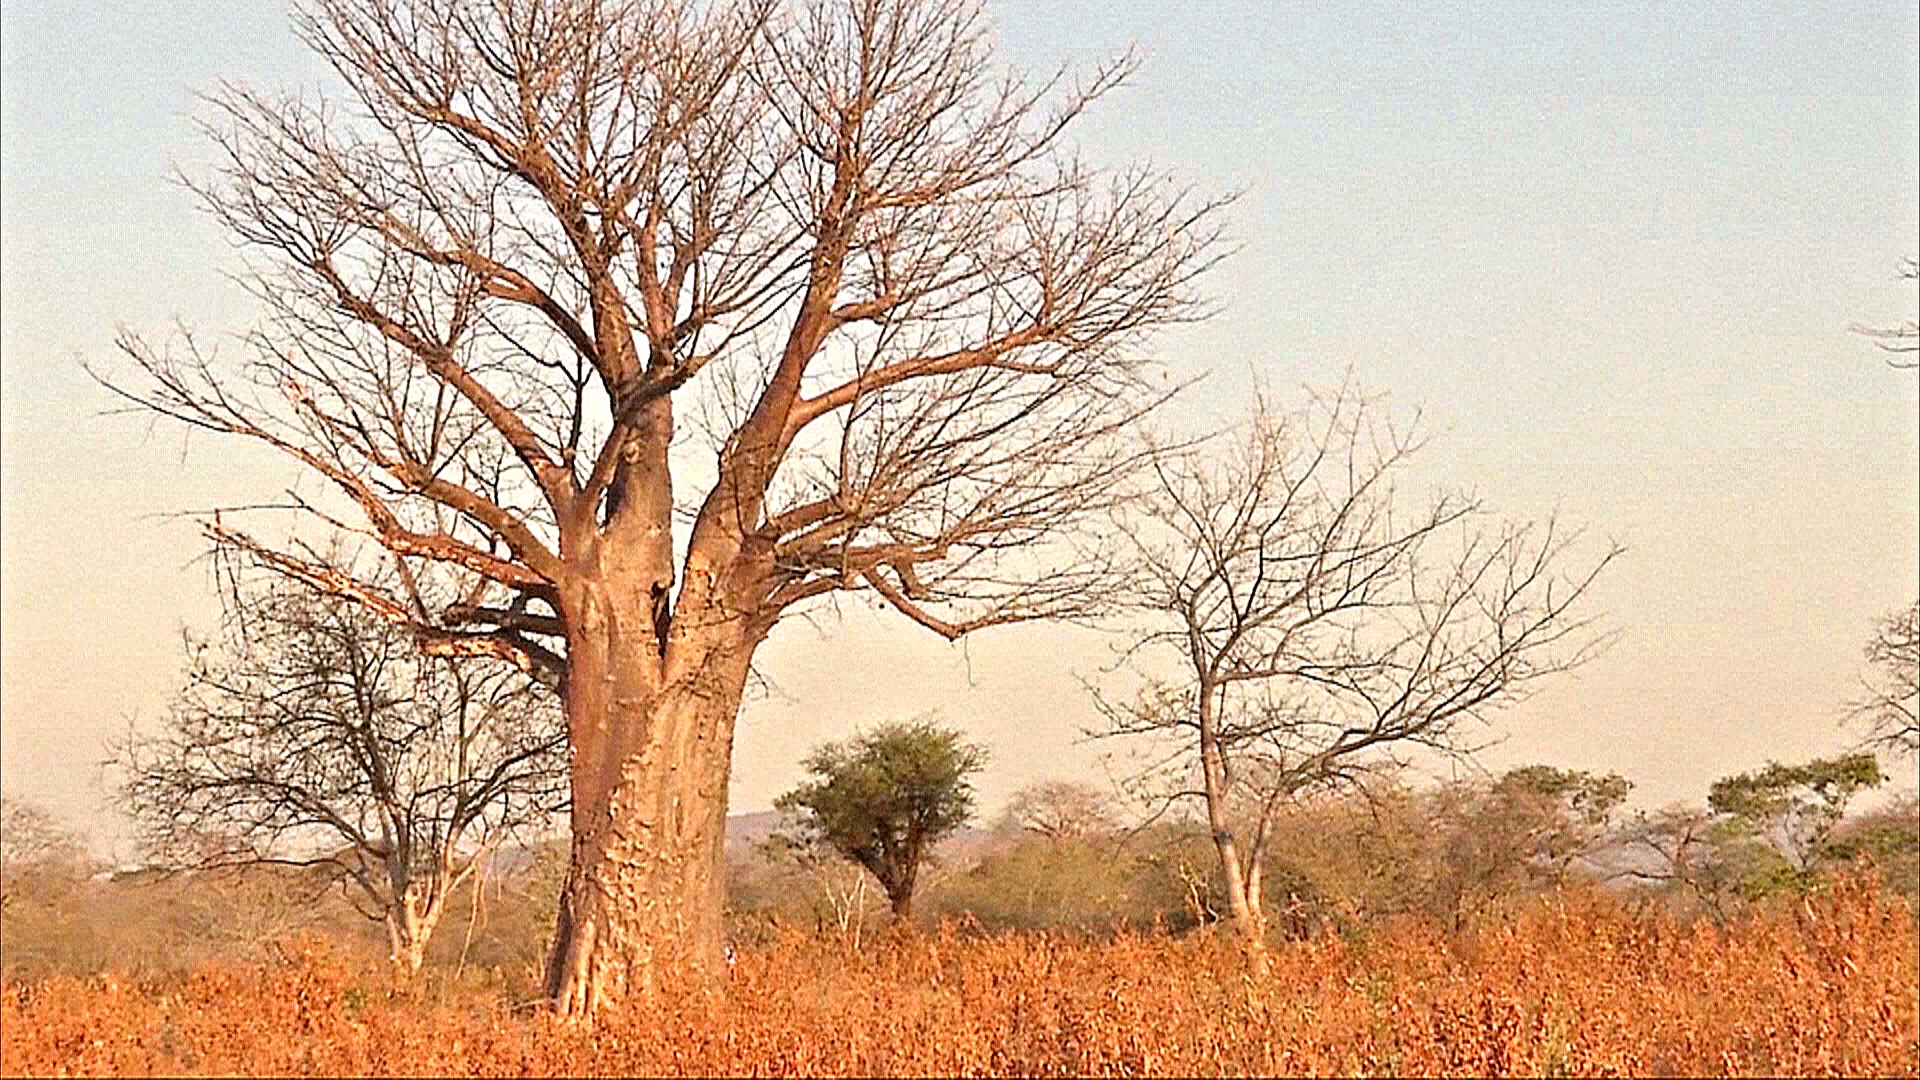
[774,720,986,918]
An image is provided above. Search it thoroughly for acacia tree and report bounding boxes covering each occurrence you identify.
[773,720,985,920]
[1475,766,1632,887]
[1618,756,1889,914]
[1706,753,1886,892]
[1097,385,1615,948]
[116,576,567,972]
[106,0,1222,1011]
[1426,766,1631,923]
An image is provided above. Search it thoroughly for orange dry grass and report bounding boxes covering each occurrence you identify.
[4,878,1914,1078]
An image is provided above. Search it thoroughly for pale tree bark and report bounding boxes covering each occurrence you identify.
[1194,672,1261,945]
[366,839,500,972]
[103,0,1224,1015]
[385,879,449,974]
[1097,383,1617,955]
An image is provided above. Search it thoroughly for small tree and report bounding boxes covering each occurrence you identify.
[1000,779,1118,841]
[1852,603,1918,757]
[1824,794,1920,896]
[116,574,568,972]
[1098,384,1616,949]
[1615,805,1740,921]
[940,779,1127,934]
[1706,753,1886,895]
[0,798,90,915]
[774,721,985,920]
[1474,766,1632,887]
[751,828,881,941]
[1424,767,1630,924]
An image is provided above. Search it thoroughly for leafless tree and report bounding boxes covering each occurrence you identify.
[1851,255,1918,366]
[754,825,880,943]
[1612,806,1734,923]
[0,798,90,915]
[1000,779,1118,841]
[1852,602,1918,757]
[102,0,1223,1011]
[115,574,567,972]
[1095,384,1617,949]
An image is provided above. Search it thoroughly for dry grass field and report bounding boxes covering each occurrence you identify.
[3,875,1914,1078]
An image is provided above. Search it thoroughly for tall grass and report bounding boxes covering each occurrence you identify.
[4,875,1913,1077]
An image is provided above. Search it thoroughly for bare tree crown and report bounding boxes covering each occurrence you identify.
[1853,602,1919,758]
[1107,385,1616,792]
[1095,383,1617,944]
[107,0,1226,678]
[115,576,567,930]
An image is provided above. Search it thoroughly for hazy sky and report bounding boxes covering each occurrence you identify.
[3,0,1916,851]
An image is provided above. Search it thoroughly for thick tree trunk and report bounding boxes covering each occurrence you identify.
[541,580,757,1015]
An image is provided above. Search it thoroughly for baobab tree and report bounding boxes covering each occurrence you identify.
[1096,384,1615,951]
[105,0,1223,1012]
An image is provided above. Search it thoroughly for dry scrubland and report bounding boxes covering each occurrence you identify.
[4,877,1914,1078]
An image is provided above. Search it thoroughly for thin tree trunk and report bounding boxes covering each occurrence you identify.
[1196,678,1267,950]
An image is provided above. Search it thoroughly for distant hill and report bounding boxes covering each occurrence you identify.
[368,811,996,876]
[725,810,784,852]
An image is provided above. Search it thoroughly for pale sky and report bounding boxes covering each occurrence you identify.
[3,0,1916,851]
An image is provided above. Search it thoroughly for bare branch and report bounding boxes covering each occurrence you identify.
[112,568,567,966]
[1851,255,1918,368]
[1092,381,1617,943]
[1850,601,1919,757]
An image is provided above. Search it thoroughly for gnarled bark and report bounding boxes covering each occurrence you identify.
[109,0,1226,1019]
[542,578,760,1012]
